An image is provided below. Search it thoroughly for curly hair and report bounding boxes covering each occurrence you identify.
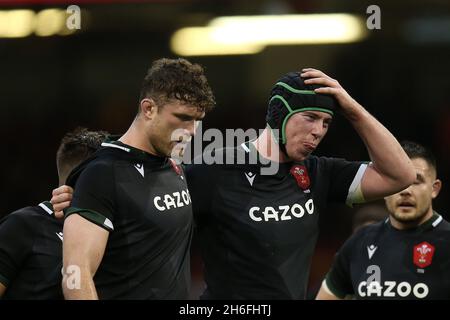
[139,58,216,113]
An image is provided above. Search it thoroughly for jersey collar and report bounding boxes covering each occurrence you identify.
[387,211,443,233]
[101,139,168,164]
[38,201,54,216]
[242,140,304,177]
[417,211,443,231]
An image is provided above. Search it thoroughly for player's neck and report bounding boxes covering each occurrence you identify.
[119,119,160,157]
[253,128,290,163]
[390,207,434,230]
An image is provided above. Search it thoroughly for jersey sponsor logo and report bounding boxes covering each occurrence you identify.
[244,172,256,186]
[357,280,429,299]
[413,242,435,268]
[134,163,145,178]
[154,189,192,211]
[290,165,310,191]
[56,232,63,241]
[249,199,314,222]
[367,244,377,259]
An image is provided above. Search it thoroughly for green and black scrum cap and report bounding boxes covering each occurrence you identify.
[266,71,338,145]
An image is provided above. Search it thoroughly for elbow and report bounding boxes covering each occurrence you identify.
[405,168,416,188]
[401,159,416,189]
[392,159,416,192]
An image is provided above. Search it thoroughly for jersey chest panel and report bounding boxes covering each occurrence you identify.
[113,164,193,231]
[351,231,450,299]
[211,165,320,249]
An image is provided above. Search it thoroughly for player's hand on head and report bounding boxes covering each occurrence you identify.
[300,68,361,116]
[51,185,74,219]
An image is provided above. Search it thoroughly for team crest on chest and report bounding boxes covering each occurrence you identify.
[413,242,435,269]
[290,165,310,192]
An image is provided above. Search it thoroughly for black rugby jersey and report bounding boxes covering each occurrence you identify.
[325,212,450,299]
[186,142,366,299]
[65,140,193,299]
[0,201,63,299]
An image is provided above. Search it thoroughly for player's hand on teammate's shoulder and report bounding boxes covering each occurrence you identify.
[50,185,73,219]
[300,68,362,117]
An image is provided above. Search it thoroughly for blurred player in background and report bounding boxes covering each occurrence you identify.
[316,141,450,300]
[351,201,390,234]
[0,128,107,299]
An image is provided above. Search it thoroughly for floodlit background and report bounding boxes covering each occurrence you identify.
[1,0,449,299]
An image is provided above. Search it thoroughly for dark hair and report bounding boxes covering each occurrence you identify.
[401,140,437,172]
[56,127,109,183]
[139,58,215,112]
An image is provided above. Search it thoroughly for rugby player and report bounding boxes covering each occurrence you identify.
[316,141,448,300]
[0,128,107,299]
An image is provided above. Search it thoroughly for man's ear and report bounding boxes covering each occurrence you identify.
[431,179,442,199]
[139,98,157,119]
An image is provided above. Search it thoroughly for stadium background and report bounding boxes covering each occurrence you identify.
[1,0,449,299]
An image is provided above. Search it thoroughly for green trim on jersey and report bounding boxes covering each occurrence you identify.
[325,273,348,299]
[0,273,9,287]
[65,207,114,232]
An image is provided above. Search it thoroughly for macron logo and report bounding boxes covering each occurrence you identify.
[134,163,144,178]
[245,172,256,186]
[367,244,377,260]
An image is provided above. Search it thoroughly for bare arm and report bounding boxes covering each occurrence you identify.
[0,282,6,297]
[62,214,109,300]
[316,281,342,300]
[348,108,415,201]
[302,68,416,201]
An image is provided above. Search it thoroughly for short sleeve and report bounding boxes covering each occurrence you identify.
[324,235,358,299]
[0,213,34,287]
[65,161,115,232]
[319,157,368,206]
